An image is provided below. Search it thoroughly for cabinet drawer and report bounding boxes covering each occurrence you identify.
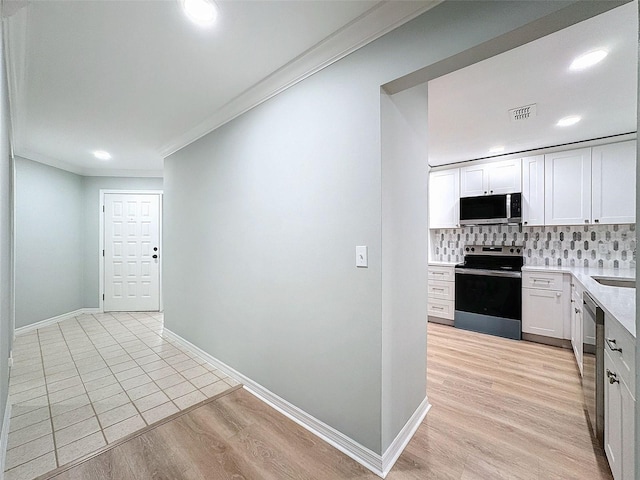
[427,299,454,320]
[428,280,454,301]
[428,265,455,282]
[605,315,635,396]
[522,271,564,291]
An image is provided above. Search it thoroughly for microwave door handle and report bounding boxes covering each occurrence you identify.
[506,194,511,220]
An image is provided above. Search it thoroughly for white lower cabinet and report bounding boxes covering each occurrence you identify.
[621,383,635,480]
[521,272,566,339]
[604,349,623,479]
[604,315,636,480]
[427,264,455,322]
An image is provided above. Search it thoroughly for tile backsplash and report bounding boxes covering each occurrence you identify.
[430,224,636,269]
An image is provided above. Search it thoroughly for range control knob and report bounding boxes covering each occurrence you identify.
[471,247,475,252]
[510,248,514,253]
[516,249,521,253]
[465,247,470,252]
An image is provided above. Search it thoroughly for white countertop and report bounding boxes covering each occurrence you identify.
[428,261,458,266]
[523,265,636,337]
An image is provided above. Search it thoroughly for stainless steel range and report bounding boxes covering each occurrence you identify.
[454,245,524,340]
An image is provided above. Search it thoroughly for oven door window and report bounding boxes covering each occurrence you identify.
[455,273,521,320]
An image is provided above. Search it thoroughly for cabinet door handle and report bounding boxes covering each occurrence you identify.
[606,369,620,384]
[484,191,487,195]
[585,220,589,223]
[574,307,579,314]
[594,219,599,223]
[606,338,622,353]
[524,221,528,225]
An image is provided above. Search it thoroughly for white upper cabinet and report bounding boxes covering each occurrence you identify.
[489,159,522,195]
[592,140,636,225]
[544,148,592,225]
[429,168,460,229]
[459,164,488,197]
[522,155,544,226]
[460,159,521,197]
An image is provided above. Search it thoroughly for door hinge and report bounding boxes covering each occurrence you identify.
[102,205,105,212]
[102,249,105,257]
[103,294,105,300]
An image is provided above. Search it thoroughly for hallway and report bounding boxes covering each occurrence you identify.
[5,312,238,480]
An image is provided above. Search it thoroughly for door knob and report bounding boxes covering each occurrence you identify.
[152,254,158,259]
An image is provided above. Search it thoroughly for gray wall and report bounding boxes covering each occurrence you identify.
[15,157,84,328]
[635,0,639,473]
[0,17,13,443]
[380,84,429,450]
[164,1,574,454]
[81,176,162,307]
[14,161,162,325]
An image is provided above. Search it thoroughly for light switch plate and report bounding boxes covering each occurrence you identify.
[356,246,368,268]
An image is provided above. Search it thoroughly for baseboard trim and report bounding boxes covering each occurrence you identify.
[0,401,11,479]
[381,397,431,476]
[245,381,386,476]
[163,327,430,478]
[15,308,101,336]
[427,315,454,326]
[522,332,572,349]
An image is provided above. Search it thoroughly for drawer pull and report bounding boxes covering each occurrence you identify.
[432,272,445,275]
[431,287,445,291]
[606,338,622,353]
[606,369,620,384]
[533,279,551,283]
[432,306,444,310]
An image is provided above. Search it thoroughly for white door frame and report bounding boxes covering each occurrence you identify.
[99,189,163,313]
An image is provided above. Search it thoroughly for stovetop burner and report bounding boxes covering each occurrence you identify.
[456,245,524,272]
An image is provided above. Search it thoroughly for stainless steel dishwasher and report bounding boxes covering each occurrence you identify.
[583,291,604,446]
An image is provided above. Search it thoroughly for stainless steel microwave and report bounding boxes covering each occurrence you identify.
[459,193,522,225]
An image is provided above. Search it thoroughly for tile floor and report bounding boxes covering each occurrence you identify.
[4,312,239,480]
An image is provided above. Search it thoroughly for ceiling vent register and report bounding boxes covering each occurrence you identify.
[509,104,537,122]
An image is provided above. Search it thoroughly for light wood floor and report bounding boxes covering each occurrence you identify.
[44,323,612,480]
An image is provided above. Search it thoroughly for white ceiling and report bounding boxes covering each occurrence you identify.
[6,0,439,176]
[428,1,638,167]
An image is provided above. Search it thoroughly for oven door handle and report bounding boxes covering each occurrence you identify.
[455,268,522,279]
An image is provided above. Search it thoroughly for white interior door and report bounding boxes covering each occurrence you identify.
[104,194,160,312]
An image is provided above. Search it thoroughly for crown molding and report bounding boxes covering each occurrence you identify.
[3,3,28,156]
[160,0,442,158]
[16,149,84,175]
[15,149,163,177]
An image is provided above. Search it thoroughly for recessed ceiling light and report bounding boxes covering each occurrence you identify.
[570,49,608,71]
[93,150,111,160]
[556,115,581,127]
[489,146,505,154]
[182,0,217,26]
